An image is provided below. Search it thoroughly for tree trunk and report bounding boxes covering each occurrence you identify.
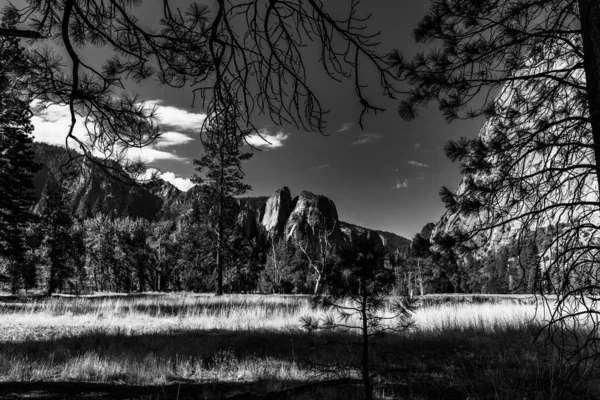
[361,290,373,400]
[313,271,321,295]
[418,258,424,296]
[138,262,145,293]
[216,200,224,296]
[48,258,56,295]
[579,0,600,185]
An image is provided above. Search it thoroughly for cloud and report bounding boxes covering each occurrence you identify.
[415,143,421,149]
[155,131,195,148]
[316,164,331,170]
[408,160,429,168]
[159,171,195,191]
[246,129,291,149]
[123,147,188,162]
[392,179,408,190]
[337,121,353,132]
[350,133,383,145]
[143,168,195,191]
[145,100,207,131]
[30,101,88,146]
[30,101,192,163]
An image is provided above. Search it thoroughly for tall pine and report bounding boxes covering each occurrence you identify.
[192,104,252,295]
[0,10,39,291]
[37,179,73,295]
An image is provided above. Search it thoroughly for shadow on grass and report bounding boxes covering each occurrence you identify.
[0,326,483,400]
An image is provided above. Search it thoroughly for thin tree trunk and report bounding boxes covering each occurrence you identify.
[418,258,424,296]
[138,262,145,293]
[579,0,600,185]
[313,271,321,295]
[361,289,373,400]
[216,200,224,295]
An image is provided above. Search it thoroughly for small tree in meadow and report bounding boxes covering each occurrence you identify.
[302,236,415,400]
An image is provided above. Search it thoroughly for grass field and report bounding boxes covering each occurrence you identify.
[0,293,598,399]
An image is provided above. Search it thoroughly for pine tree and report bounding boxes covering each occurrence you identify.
[392,0,600,366]
[37,179,73,295]
[192,104,252,295]
[303,237,415,400]
[0,11,40,292]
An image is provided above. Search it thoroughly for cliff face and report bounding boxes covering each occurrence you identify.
[340,221,410,254]
[237,188,407,253]
[284,190,342,243]
[261,187,294,237]
[33,144,163,220]
[429,51,592,259]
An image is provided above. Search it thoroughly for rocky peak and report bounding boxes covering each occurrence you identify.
[284,190,341,242]
[261,186,294,238]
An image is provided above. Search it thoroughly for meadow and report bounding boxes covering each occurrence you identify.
[0,293,598,399]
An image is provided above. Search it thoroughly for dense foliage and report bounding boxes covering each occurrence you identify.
[0,11,40,291]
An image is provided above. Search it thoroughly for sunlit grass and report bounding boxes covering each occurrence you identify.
[1,293,597,399]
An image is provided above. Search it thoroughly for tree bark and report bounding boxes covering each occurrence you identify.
[579,0,600,186]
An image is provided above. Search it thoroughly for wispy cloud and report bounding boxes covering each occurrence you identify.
[408,160,429,168]
[392,179,408,190]
[155,131,195,148]
[337,121,353,132]
[316,164,331,170]
[415,143,421,149]
[145,100,207,131]
[246,129,291,149]
[350,133,383,145]
[30,101,192,163]
[124,147,188,162]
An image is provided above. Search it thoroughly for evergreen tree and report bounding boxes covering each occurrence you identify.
[192,104,252,295]
[37,179,73,295]
[521,240,541,294]
[0,10,39,291]
[303,237,415,400]
[393,0,600,365]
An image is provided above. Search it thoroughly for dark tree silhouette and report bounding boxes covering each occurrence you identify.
[0,11,40,292]
[37,179,74,295]
[392,0,600,368]
[192,103,252,295]
[2,1,210,179]
[302,237,414,400]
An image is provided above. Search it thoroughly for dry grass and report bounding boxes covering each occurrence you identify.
[0,293,598,399]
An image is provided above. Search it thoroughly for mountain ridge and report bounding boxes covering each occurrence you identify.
[32,143,410,253]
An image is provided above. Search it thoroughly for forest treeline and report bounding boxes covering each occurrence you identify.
[1,170,550,296]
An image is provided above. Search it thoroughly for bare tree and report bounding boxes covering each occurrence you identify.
[297,220,337,295]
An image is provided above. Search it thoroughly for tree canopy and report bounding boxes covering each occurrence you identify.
[3,0,398,177]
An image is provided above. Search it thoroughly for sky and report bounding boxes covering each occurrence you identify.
[24,0,487,239]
